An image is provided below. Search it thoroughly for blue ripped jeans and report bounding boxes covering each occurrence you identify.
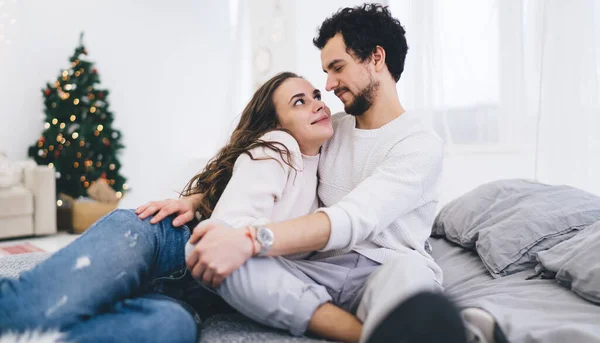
[0,209,216,343]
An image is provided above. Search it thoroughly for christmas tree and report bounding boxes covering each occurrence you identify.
[28,33,128,200]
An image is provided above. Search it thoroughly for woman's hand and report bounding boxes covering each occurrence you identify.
[135,197,197,226]
[185,219,255,288]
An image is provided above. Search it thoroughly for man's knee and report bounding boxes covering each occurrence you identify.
[357,253,442,323]
[217,258,331,336]
[369,252,441,287]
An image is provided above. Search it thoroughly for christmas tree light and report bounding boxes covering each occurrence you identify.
[28,33,128,199]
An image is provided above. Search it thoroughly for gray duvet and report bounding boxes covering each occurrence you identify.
[537,220,600,305]
[431,237,600,343]
[432,179,600,278]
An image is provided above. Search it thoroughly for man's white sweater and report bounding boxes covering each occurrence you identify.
[315,111,444,264]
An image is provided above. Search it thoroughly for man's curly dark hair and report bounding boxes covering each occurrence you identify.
[313,3,408,83]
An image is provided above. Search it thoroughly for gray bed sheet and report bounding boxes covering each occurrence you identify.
[431,237,600,343]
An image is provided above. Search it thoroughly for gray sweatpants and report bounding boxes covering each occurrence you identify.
[198,249,443,341]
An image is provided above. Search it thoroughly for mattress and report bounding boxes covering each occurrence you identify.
[430,237,600,343]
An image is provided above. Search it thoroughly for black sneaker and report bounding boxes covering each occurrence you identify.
[367,292,467,343]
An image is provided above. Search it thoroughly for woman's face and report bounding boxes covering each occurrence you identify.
[273,78,333,154]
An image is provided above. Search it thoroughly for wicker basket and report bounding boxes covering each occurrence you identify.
[71,200,119,234]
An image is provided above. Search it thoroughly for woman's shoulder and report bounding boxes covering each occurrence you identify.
[258,130,301,154]
[232,130,302,171]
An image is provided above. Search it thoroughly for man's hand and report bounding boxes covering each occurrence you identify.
[185,219,254,288]
[135,197,196,226]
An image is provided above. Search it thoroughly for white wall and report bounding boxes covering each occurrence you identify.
[0,1,236,208]
[4,1,592,213]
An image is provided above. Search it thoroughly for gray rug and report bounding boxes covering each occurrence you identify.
[0,252,332,343]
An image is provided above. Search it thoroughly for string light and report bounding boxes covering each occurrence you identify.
[94,130,99,136]
[74,162,79,168]
[54,81,60,88]
[57,200,63,207]
[65,84,72,91]
[59,123,66,129]
[123,184,129,190]
[96,161,102,167]
[73,98,79,105]
[51,103,57,108]
[109,164,115,170]
[51,118,58,125]
[83,181,89,188]
[90,107,96,113]
[37,141,43,148]
[80,176,86,182]
[44,122,50,129]
[72,132,79,139]
[75,71,81,77]
[76,152,82,158]
[48,163,54,168]
[116,191,122,199]
[79,140,85,147]
[65,141,71,147]
[62,71,68,77]
[70,115,76,121]
[97,124,103,131]
[48,145,54,151]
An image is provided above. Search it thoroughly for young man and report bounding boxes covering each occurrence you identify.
[171,4,501,343]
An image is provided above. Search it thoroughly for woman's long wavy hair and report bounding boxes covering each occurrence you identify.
[180,72,301,220]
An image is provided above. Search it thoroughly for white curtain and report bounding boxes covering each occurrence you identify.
[387,0,600,202]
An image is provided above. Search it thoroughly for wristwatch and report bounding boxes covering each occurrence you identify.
[254,226,274,257]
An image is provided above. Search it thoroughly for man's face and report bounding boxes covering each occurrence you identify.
[320,33,379,116]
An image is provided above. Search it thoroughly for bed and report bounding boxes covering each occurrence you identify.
[1,238,599,342]
[430,237,600,343]
[2,180,600,342]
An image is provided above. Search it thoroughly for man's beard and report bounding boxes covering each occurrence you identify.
[344,79,379,116]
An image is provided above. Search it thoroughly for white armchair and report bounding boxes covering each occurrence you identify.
[0,158,57,239]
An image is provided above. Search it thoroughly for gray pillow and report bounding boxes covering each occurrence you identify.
[432,179,600,278]
[536,220,600,304]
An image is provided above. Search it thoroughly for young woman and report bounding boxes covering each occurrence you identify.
[0,72,367,343]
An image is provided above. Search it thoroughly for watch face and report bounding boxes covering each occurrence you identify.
[258,227,274,245]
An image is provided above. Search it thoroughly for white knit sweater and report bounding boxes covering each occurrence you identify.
[314,112,444,264]
[211,130,320,230]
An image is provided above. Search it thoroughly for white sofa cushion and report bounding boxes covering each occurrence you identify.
[0,154,36,189]
[0,186,33,217]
